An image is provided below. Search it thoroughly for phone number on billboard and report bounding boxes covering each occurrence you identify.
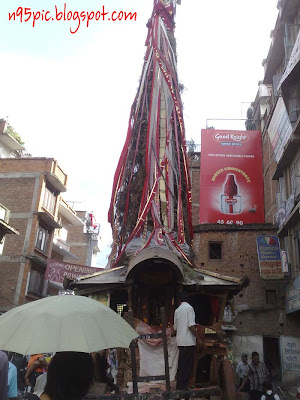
[217,220,244,225]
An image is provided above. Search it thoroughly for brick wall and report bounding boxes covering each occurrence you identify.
[2,219,28,256]
[0,178,36,213]
[0,262,20,311]
[0,158,54,174]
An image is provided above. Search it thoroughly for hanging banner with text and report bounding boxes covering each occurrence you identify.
[46,259,100,283]
[267,97,293,163]
[256,235,284,280]
[199,129,264,225]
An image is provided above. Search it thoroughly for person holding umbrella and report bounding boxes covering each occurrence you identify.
[0,295,138,397]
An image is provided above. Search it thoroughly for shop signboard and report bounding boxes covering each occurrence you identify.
[286,277,300,314]
[199,129,264,225]
[46,259,100,283]
[267,97,293,163]
[280,336,300,383]
[256,235,284,279]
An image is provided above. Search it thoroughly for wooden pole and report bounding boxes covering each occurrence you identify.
[160,307,171,392]
[127,309,138,395]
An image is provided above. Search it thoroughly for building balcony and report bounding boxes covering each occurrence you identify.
[45,161,67,193]
[0,219,19,239]
[58,198,84,226]
[0,129,25,153]
[0,203,19,240]
[36,211,62,230]
[186,143,200,153]
[52,236,78,260]
[277,200,300,237]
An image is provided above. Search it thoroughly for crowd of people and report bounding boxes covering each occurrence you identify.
[0,292,281,400]
[236,352,277,400]
[0,351,94,400]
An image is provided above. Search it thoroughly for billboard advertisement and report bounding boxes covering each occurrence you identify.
[46,259,100,283]
[256,235,284,280]
[199,129,264,225]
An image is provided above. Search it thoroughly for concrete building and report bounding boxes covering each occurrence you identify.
[188,148,299,383]
[249,0,300,383]
[188,0,300,384]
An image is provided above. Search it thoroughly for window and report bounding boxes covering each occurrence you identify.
[209,242,222,260]
[35,226,49,253]
[43,187,56,215]
[266,290,277,306]
[28,269,45,297]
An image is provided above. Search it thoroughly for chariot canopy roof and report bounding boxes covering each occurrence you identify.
[68,248,245,294]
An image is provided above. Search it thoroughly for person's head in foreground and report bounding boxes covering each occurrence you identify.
[42,352,94,400]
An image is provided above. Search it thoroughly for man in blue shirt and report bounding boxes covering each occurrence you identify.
[7,361,18,399]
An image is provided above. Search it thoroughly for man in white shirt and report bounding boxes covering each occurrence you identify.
[173,292,198,391]
[236,353,250,391]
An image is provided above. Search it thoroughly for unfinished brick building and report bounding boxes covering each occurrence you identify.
[0,158,98,310]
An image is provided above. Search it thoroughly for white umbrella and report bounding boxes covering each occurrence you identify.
[0,295,137,355]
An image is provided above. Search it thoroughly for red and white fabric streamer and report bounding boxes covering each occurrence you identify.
[108,0,193,267]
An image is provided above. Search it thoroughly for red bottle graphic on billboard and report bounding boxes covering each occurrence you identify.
[200,129,264,225]
[220,174,242,214]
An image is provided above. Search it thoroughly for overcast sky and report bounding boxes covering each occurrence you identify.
[0,0,278,266]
